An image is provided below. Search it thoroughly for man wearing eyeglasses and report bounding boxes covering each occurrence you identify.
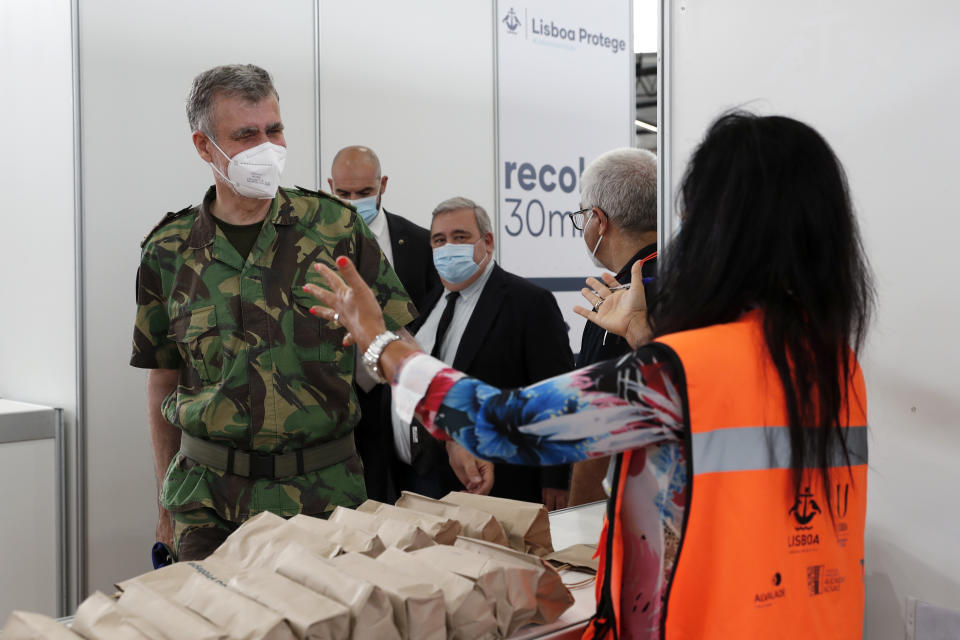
[567,147,659,506]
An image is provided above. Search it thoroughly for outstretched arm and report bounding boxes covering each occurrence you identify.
[304,256,681,467]
[396,348,682,466]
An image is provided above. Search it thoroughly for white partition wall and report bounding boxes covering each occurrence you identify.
[0,402,65,621]
[318,0,496,229]
[662,2,960,637]
[0,0,78,613]
[77,0,318,595]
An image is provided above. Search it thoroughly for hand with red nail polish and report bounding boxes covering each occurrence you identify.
[304,256,387,353]
[304,256,421,383]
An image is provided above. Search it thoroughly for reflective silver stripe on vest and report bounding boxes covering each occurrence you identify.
[692,425,868,474]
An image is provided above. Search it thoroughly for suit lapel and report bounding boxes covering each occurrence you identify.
[383,210,407,279]
[453,264,507,372]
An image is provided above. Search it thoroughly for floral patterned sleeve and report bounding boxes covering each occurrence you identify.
[395,347,685,466]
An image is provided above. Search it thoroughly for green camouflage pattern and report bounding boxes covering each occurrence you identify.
[170,504,233,561]
[132,186,416,522]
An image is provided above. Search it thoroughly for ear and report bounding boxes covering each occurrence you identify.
[193,131,214,163]
[482,230,495,252]
[379,175,389,196]
[327,178,334,192]
[593,206,609,235]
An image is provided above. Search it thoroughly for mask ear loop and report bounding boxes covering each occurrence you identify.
[201,133,232,163]
[589,209,604,258]
[200,132,240,191]
[208,159,236,191]
[474,237,492,270]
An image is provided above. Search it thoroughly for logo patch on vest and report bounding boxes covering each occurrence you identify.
[834,482,851,548]
[807,564,845,596]
[754,574,787,608]
[789,486,821,527]
[787,486,823,552]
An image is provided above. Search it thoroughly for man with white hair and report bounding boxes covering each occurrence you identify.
[568,147,659,505]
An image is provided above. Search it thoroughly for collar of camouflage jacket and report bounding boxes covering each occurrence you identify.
[187,186,299,249]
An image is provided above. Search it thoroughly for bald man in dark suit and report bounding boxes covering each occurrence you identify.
[329,145,439,501]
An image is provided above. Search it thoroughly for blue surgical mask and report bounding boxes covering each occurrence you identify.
[349,194,380,224]
[433,240,489,284]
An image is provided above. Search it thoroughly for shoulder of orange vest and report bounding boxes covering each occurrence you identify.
[294,185,357,212]
[140,205,194,248]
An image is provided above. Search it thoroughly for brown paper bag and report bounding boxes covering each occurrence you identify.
[288,513,385,557]
[174,572,296,640]
[117,581,226,640]
[71,591,157,639]
[328,506,435,551]
[442,491,553,556]
[454,537,574,625]
[116,559,238,598]
[357,499,461,545]
[331,552,446,640]
[395,491,510,548]
[1,611,83,639]
[209,511,341,569]
[408,545,516,636]
[545,543,599,573]
[272,544,400,640]
[376,547,498,640]
[227,568,351,640]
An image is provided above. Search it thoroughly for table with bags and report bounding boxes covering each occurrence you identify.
[2,493,607,639]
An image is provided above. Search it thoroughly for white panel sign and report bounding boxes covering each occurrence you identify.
[495,0,633,349]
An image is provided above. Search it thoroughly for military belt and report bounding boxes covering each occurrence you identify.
[179,432,356,480]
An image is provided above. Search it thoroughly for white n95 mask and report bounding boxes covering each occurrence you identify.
[207,138,287,199]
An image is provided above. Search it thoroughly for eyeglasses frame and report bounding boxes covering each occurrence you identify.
[568,206,596,231]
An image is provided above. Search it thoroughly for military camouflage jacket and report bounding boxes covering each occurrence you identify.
[131,186,415,520]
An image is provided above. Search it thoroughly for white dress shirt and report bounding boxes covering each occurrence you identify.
[390,257,496,463]
[365,206,394,266]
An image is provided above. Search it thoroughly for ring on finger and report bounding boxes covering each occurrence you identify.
[333,312,340,323]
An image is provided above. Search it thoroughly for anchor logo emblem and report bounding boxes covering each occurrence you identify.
[502,8,521,33]
[789,486,822,529]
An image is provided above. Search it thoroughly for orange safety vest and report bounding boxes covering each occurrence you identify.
[584,311,868,639]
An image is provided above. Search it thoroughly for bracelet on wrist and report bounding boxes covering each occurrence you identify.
[361,330,401,384]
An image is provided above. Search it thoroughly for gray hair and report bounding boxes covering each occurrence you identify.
[579,148,658,233]
[431,197,492,235]
[186,64,279,137]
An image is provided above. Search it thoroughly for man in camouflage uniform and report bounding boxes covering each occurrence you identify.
[131,64,415,560]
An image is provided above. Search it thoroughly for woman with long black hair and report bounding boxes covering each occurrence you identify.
[305,111,874,639]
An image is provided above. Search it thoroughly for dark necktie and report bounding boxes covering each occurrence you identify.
[430,291,460,359]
